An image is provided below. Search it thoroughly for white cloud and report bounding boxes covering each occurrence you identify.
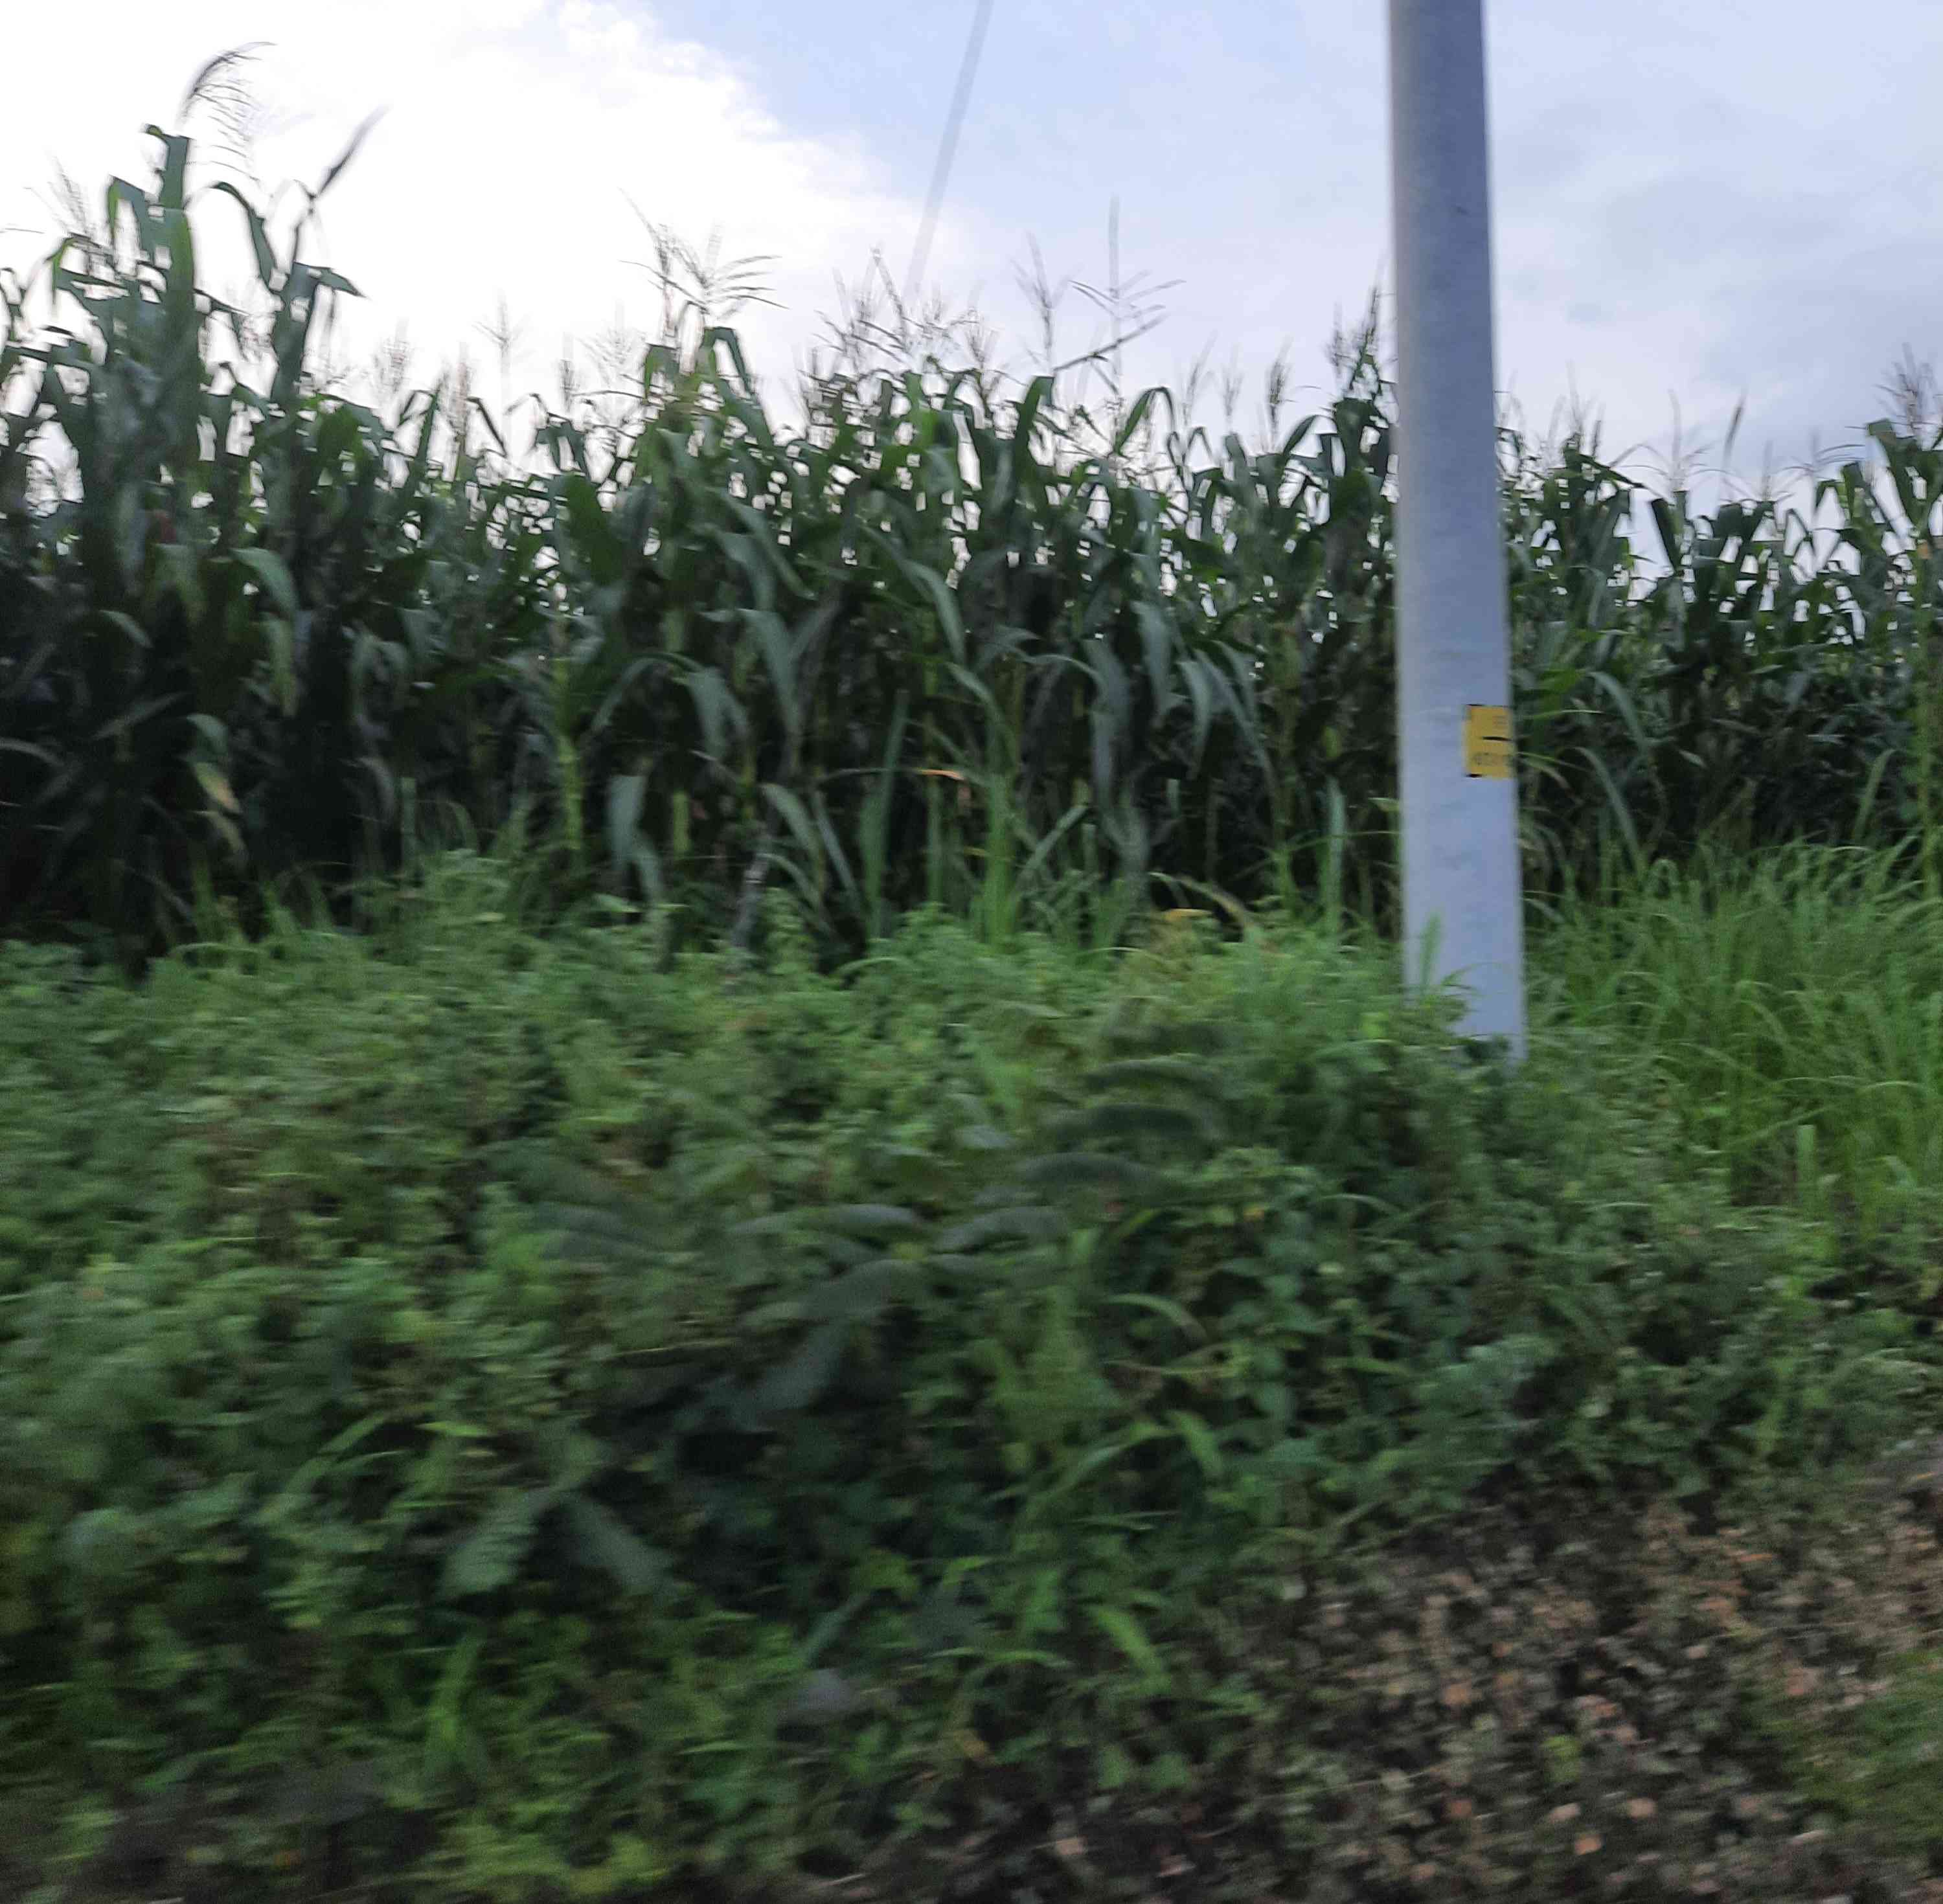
[0,0,969,408]
[6,0,1933,511]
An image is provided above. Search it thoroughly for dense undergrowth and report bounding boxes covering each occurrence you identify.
[8,76,1943,1904]
[3,835,1942,1901]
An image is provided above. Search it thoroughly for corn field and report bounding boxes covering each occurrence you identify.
[3,121,1942,966]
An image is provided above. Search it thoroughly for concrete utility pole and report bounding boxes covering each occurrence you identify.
[1386,0,1527,1065]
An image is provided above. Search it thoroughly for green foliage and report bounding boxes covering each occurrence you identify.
[1533,830,1943,1263]
[1743,1647,1943,1864]
[0,860,1933,1895]
[6,91,1943,1904]
[5,124,1942,971]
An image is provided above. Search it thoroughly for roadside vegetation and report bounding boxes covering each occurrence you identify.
[3,74,1942,1903]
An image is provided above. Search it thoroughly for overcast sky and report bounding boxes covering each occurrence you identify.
[2,0,1936,496]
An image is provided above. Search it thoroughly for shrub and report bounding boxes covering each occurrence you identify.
[0,865,1930,1894]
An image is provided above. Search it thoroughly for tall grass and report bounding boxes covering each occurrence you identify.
[3,115,1942,977]
[1530,828,1943,1277]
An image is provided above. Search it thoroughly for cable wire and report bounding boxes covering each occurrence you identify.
[902,0,995,314]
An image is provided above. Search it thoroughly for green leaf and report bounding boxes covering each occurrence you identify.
[1010,1153,1167,1198]
[265,617,299,717]
[1087,1604,1170,1693]
[209,179,279,288]
[63,1506,148,1591]
[681,665,745,762]
[1082,1058,1235,1099]
[234,547,298,618]
[1102,1293,1208,1341]
[747,1320,850,1417]
[761,782,823,865]
[806,1260,910,1325]
[191,759,240,817]
[935,1207,1065,1252]
[313,107,385,206]
[1133,601,1178,725]
[1052,1102,1220,1148]
[607,771,646,883]
[562,1494,668,1596]
[810,1205,926,1238]
[1167,1409,1226,1480]
[779,1668,868,1725]
[439,1486,557,1600]
[742,609,799,732]
[885,545,966,665]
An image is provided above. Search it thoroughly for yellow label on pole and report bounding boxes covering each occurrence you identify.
[1464,704,1514,778]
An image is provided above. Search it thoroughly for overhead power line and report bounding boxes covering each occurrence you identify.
[903,0,995,313]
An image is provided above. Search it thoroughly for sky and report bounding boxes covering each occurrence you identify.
[1,0,1937,498]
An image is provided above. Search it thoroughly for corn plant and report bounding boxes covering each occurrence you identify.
[6,116,1943,968]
